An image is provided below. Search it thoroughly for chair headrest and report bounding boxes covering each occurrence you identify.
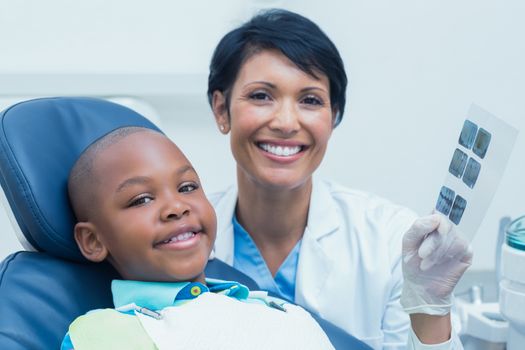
[0,97,162,262]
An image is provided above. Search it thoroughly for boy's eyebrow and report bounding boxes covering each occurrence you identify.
[115,165,196,193]
[177,165,196,175]
[115,176,151,193]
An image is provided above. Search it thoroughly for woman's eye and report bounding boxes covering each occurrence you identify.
[129,196,153,207]
[249,92,271,101]
[179,183,199,193]
[302,95,323,106]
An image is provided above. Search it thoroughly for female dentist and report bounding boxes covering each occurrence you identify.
[207,9,472,350]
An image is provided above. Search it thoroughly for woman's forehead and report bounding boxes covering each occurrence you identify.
[236,49,329,89]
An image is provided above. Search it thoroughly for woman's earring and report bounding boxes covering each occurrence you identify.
[220,125,225,131]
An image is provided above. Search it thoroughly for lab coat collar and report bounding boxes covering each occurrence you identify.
[213,179,340,266]
[306,178,340,240]
[213,185,238,265]
[294,179,339,310]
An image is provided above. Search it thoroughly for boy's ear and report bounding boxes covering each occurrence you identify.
[74,222,108,263]
[212,90,230,134]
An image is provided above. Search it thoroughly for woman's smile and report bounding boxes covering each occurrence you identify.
[256,140,308,164]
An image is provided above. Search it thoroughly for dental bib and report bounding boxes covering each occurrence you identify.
[136,292,334,350]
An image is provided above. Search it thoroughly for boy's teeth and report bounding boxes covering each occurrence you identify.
[259,143,301,156]
[163,232,195,244]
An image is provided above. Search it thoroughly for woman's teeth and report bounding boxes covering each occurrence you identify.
[258,143,301,156]
[162,232,196,244]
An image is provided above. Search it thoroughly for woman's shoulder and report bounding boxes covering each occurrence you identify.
[316,179,412,211]
[317,179,378,201]
[315,180,417,262]
[315,179,417,232]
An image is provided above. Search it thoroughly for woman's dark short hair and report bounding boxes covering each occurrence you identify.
[207,9,348,127]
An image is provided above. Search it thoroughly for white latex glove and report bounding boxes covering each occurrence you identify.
[400,213,473,316]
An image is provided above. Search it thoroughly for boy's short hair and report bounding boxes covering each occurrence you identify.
[68,126,161,221]
[207,8,348,126]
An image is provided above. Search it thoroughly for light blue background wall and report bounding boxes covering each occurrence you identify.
[1,0,524,271]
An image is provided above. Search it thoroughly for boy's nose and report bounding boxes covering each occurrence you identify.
[160,199,190,221]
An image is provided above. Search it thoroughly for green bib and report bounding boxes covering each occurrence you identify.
[69,309,157,350]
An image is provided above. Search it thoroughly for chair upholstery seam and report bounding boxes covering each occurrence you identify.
[0,252,21,289]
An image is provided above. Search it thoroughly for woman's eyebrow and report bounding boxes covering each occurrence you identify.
[300,86,328,94]
[243,81,327,94]
[243,81,276,89]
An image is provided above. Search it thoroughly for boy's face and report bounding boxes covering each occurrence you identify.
[81,131,216,283]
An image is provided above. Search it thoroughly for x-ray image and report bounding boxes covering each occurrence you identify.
[436,186,455,216]
[449,195,467,225]
[433,104,518,242]
[459,120,478,149]
[473,128,491,159]
[462,158,481,188]
[449,148,468,178]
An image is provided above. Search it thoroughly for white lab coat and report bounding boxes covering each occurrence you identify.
[209,179,462,350]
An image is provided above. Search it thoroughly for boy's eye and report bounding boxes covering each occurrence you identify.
[301,95,323,106]
[128,196,153,207]
[179,183,199,193]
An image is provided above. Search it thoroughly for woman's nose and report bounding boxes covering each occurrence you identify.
[160,197,190,221]
[269,101,300,134]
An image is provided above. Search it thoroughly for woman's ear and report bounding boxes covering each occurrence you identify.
[212,91,231,134]
[332,107,340,128]
[74,222,108,263]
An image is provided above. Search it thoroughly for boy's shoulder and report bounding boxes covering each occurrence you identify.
[63,308,156,350]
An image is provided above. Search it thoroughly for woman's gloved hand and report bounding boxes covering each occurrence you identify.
[400,213,473,315]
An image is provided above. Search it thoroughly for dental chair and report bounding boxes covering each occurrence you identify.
[0,97,369,349]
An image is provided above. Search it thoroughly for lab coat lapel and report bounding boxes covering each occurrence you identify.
[295,180,339,312]
[212,185,237,265]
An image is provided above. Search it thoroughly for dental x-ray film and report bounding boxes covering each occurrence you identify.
[434,104,518,241]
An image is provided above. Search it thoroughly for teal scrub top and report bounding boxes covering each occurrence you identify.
[232,215,301,302]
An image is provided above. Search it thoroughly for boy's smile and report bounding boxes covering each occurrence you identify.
[75,130,216,283]
[154,224,203,250]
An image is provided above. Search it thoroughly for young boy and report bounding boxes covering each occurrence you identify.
[61,126,334,349]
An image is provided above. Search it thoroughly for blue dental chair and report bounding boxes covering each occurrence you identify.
[0,97,369,349]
